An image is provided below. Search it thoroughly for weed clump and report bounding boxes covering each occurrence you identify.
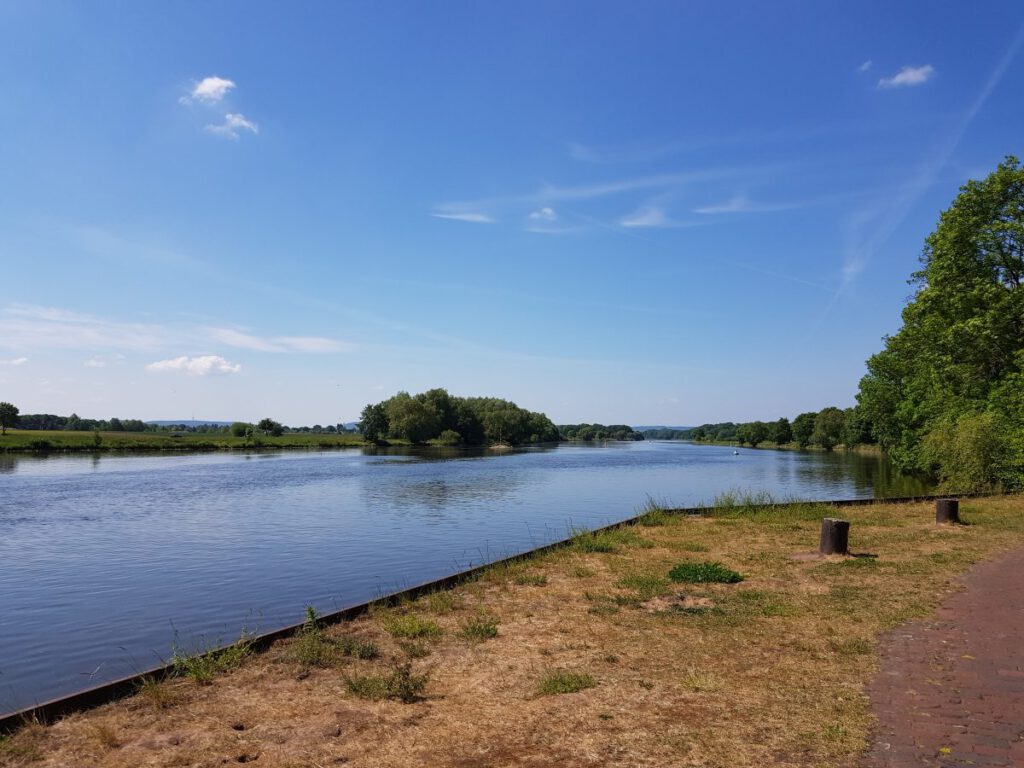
[615,573,669,601]
[426,591,458,614]
[537,670,597,695]
[636,496,672,526]
[345,661,429,703]
[459,615,499,642]
[293,607,378,667]
[667,561,744,584]
[571,527,654,554]
[382,614,442,640]
[171,638,252,685]
[514,573,548,586]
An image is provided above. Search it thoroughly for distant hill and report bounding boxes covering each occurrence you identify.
[146,420,234,427]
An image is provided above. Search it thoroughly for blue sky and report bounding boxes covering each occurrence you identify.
[1,1,1022,426]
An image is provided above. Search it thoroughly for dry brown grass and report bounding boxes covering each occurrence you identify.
[2,495,1022,767]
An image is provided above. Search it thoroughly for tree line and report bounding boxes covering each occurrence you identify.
[359,388,559,446]
[0,409,356,437]
[558,424,644,441]
[688,406,874,450]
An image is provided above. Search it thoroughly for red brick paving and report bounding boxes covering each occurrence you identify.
[862,546,1024,767]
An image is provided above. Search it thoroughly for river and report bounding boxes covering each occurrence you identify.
[0,441,930,713]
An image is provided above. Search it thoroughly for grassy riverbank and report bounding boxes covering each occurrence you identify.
[3,495,1023,767]
[0,429,377,453]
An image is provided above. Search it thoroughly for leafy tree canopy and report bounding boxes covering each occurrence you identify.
[857,156,1024,488]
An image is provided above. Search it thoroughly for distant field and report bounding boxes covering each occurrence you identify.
[0,429,371,453]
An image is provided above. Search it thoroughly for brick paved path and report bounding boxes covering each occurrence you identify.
[862,546,1024,767]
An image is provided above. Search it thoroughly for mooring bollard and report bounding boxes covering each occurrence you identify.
[819,518,850,555]
[936,498,960,524]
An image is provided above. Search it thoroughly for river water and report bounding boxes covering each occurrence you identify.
[0,441,930,713]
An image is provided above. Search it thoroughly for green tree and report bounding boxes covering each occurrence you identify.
[857,156,1024,484]
[0,402,19,435]
[737,421,769,447]
[792,411,817,449]
[922,412,1011,492]
[841,406,874,448]
[358,403,389,442]
[771,417,793,446]
[230,421,251,437]
[257,418,284,437]
[811,407,845,450]
[384,392,441,444]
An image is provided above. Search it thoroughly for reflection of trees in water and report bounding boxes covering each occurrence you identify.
[783,450,932,498]
[359,445,557,464]
[0,456,16,474]
[358,449,534,514]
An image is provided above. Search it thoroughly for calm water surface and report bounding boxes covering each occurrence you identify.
[0,441,930,713]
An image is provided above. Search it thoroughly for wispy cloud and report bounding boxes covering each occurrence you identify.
[529,207,557,221]
[619,202,706,229]
[181,76,236,104]
[0,305,165,351]
[431,210,495,223]
[146,355,241,376]
[539,168,743,202]
[204,113,258,139]
[878,64,934,89]
[209,327,348,353]
[620,205,673,228]
[859,60,873,73]
[0,356,28,366]
[692,194,808,215]
[84,357,106,368]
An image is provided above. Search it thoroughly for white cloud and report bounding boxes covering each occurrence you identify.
[278,336,348,353]
[0,305,164,351]
[878,64,934,89]
[209,327,348,353]
[146,355,241,376]
[541,170,728,201]
[431,211,495,223]
[185,76,236,104]
[693,194,809,215]
[528,207,557,221]
[859,60,873,72]
[620,205,672,228]
[204,113,258,139]
[84,357,106,368]
[0,356,28,366]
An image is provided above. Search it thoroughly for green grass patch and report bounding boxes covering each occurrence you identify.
[458,615,499,642]
[571,526,655,554]
[171,638,252,685]
[0,428,371,454]
[667,561,744,584]
[537,670,597,696]
[344,662,429,703]
[382,614,443,640]
[425,591,458,614]
[636,496,673,527]
[614,572,669,601]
